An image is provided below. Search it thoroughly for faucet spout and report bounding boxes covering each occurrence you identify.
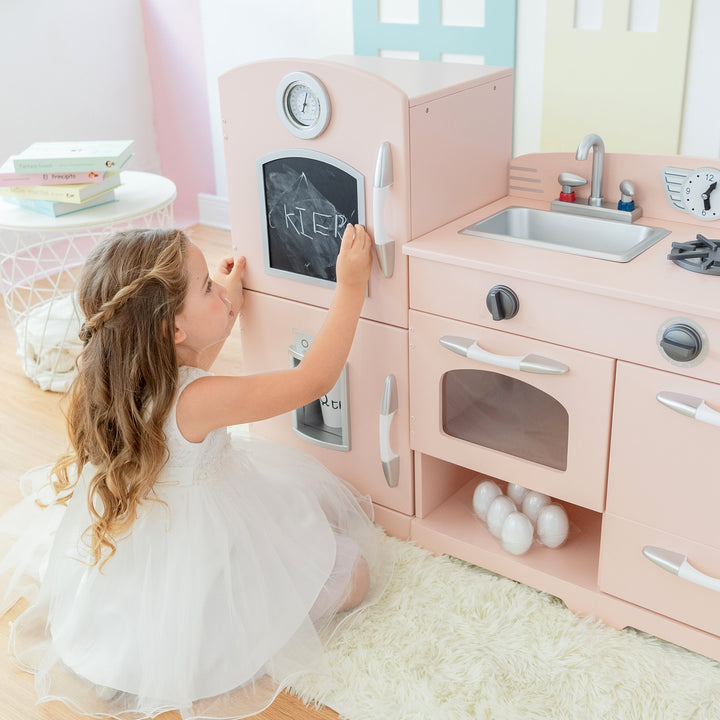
[576,133,605,207]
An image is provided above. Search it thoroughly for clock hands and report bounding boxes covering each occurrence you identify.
[702,181,717,212]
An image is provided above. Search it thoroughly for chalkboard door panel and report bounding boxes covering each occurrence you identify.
[240,290,413,517]
[258,150,366,288]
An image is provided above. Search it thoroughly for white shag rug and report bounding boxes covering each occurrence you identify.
[290,532,720,720]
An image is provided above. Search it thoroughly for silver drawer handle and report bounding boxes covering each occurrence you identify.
[656,392,720,428]
[379,375,399,488]
[643,546,720,593]
[439,336,569,375]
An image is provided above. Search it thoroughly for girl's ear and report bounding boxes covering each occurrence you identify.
[174,324,187,344]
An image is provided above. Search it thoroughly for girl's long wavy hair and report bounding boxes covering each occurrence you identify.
[52,228,190,568]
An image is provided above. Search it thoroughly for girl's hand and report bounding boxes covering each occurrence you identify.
[216,255,246,314]
[335,224,372,289]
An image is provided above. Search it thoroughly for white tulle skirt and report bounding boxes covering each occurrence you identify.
[0,430,392,719]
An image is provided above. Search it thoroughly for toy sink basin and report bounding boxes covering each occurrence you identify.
[460,206,670,262]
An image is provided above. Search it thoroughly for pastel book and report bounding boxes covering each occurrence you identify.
[0,160,113,187]
[12,140,134,173]
[0,172,121,203]
[3,190,117,217]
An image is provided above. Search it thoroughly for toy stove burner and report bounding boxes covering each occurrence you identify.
[668,234,720,275]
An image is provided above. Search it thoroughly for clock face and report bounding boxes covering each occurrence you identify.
[276,72,331,139]
[681,167,719,221]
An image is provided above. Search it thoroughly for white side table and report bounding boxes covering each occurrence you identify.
[0,171,176,391]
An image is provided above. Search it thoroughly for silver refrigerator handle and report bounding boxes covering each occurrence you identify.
[373,141,396,278]
[379,374,399,487]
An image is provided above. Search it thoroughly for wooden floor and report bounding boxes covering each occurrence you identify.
[0,225,339,720]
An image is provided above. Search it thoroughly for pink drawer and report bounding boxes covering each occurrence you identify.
[599,513,720,637]
[409,310,615,511]
[608,362,720,549]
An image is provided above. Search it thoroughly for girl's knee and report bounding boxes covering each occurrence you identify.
[342,555,370,611]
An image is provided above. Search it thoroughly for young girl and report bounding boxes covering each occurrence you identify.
[0,225,391,719]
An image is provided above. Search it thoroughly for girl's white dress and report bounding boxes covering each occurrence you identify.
[0,366,391,719]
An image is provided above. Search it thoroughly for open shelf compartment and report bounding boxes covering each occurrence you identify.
[410,452,603,610]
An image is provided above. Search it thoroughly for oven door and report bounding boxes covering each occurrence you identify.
[409,310,615,511]
[240,290,413,517]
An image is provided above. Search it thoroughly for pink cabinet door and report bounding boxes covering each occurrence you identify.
[409,310,615,511]
[607,361,720,549]
[239,290,413,516]
[220,58,411,330]
[599,513,720,636]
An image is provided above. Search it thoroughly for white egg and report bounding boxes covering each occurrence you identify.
[472,480,502,521]
[522,490,551,524]
[501,512,535,555]
[486,496,517,538]
[506,483,528,506]
[536,503,570,548]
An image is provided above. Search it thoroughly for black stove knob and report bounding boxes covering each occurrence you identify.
[486,285,519,321]
[659,323,703,363]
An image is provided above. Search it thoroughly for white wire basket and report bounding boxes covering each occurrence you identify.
[0,233,94,392]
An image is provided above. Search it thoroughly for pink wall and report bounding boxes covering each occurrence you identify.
[140,0,215,227]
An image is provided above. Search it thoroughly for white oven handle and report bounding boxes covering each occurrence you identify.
[373,141,395,278]
[643,546,720,593]
[379,374,399,488]
[656,391,720,427]
[439,336,569,375]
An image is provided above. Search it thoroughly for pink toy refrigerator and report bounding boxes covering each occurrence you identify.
[219,55,512,532]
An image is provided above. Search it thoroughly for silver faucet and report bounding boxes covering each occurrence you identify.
[551,133,642,222]
[576,133,605,207]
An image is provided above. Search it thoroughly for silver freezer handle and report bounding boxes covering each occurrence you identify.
[379,374,399,487]
[373,141,396,278]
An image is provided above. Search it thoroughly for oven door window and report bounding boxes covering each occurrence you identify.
[258,149,366,288]
[441,369,569,471]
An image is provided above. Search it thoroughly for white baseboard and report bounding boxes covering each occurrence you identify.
[198,193,231,230]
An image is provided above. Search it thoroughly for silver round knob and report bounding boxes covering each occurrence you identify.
[659,323,702,363]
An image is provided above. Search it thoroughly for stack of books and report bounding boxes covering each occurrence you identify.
[0,140,134,217]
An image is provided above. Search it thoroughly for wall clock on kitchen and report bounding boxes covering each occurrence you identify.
[663,166,720,221]
[276,72,331,139]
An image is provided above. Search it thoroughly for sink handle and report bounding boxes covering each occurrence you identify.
[618,179,636,212]
[643,546,720,593]
[558,173,587,203]
[439,336,569,375]
[656,391,720,428]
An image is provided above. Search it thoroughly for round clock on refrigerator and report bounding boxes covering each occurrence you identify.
[276,72,331,139]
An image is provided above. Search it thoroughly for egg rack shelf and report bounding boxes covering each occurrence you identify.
[411,468,602,600]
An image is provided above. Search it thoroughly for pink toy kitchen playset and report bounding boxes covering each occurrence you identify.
[219,57,720,662]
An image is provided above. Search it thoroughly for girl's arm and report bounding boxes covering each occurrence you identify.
[176,224,372,442]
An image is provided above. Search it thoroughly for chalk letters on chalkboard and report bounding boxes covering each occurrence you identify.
[259,152,365,284]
